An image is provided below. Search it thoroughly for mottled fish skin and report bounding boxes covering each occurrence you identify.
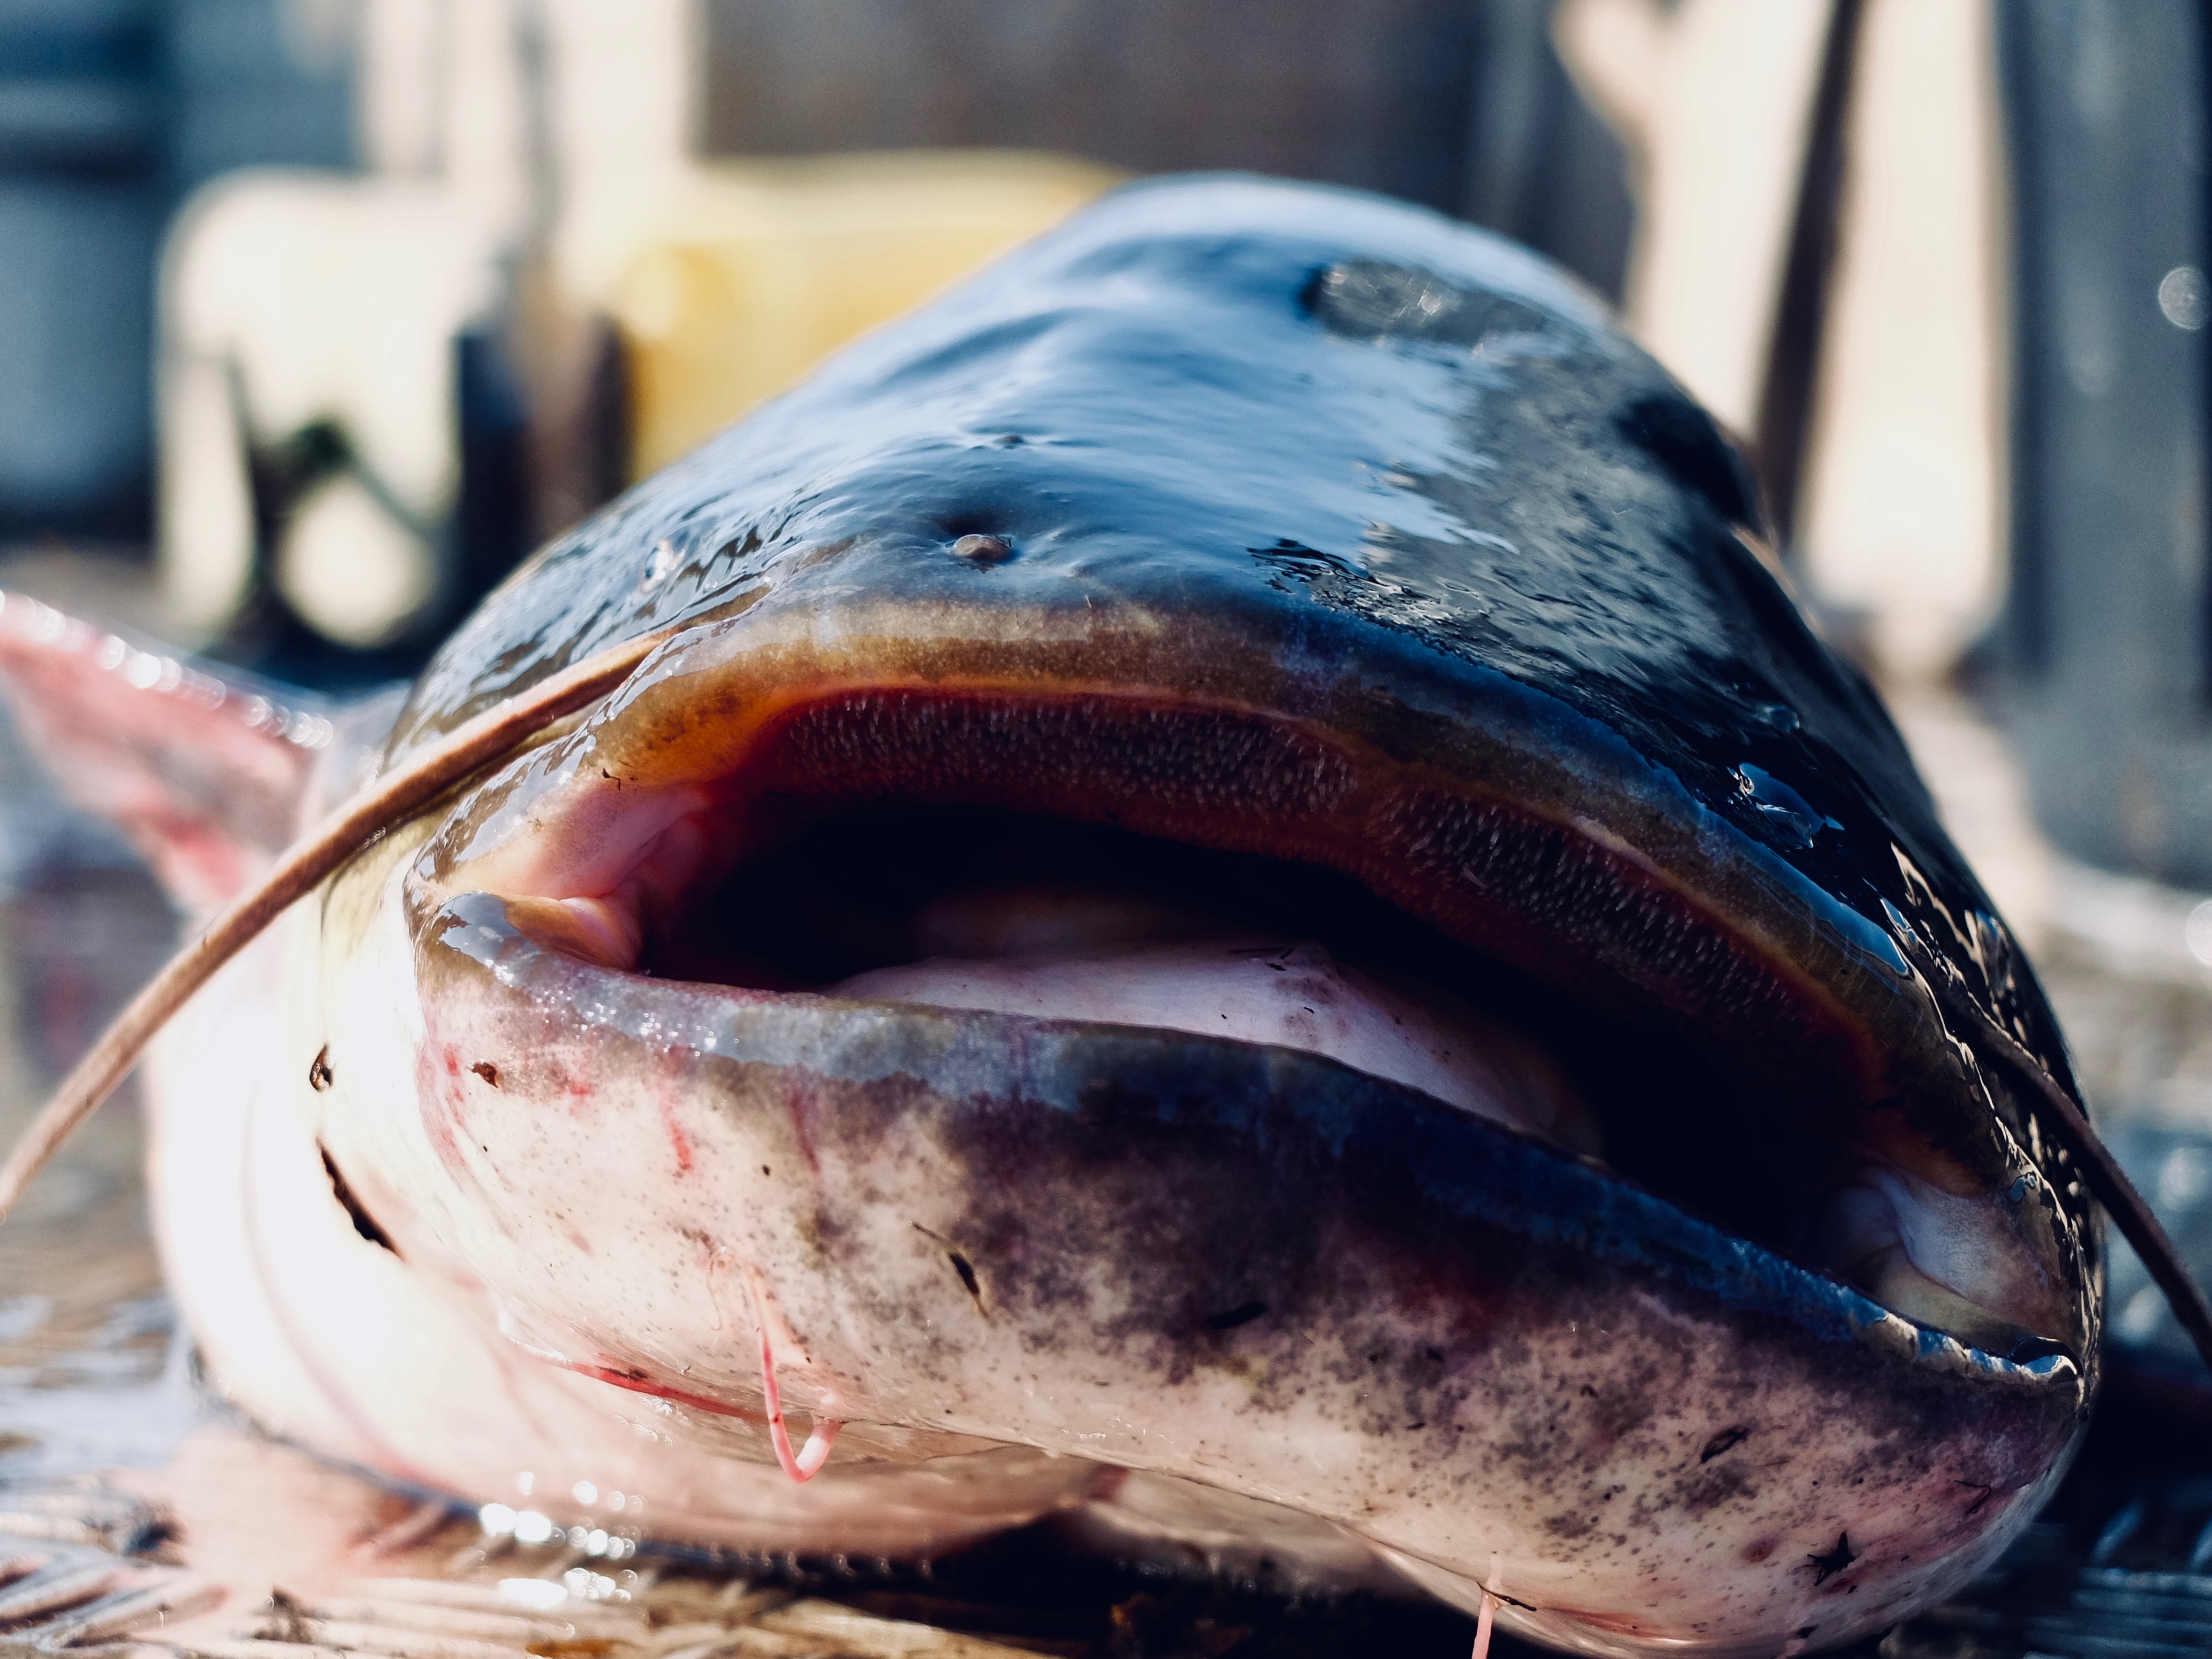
[187,177,2099,1657]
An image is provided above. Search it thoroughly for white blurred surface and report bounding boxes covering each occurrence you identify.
[158,0,695,646]
[1560,0,2002,682]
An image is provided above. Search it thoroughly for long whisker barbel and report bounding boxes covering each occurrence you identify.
[1898,932,2212,1373]
[0,626,676,1224]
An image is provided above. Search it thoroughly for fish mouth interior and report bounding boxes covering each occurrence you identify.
[441,683,2074,1363]
[653,801,1777,1227]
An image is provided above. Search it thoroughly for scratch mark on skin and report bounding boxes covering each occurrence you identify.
[1807,1533,1856,1585]
[1699,1425,1750,1463]
[414,1045,470,1179]
[913,1223,987,1313]
[660,1098,695,1173]
[1205,1300,1269,1331]
[785,1078,822,1175]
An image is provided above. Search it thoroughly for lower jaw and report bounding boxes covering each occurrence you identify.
[407,886,2084,1505]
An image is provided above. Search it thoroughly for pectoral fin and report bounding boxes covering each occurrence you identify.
[0,591,336,912]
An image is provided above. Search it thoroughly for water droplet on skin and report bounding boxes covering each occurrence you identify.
[950,533,1014,563]
[1734,764,1828,850]
[1753,703,1799,733]
[638,539,682,591]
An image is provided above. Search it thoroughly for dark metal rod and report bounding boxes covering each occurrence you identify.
[1753,0,1872,550]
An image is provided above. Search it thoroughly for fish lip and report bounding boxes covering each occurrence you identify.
[422,886,2084,1387]
[384,878,2090,1657]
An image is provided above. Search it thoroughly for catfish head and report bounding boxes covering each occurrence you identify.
[0,179,2101,1658]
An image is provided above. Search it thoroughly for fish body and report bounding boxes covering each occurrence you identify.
[1,178,2095,1657]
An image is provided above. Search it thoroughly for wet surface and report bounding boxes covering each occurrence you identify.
[0,548,196,1486]
[0,659,196,1483]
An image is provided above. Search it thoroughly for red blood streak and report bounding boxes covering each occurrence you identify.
[661,1099,695,1173]
[557,1360,768,1427]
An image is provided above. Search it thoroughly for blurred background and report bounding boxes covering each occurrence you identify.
[0,0,2000,682]
[9,0,2212,1645]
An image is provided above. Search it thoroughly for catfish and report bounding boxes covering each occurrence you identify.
[0,177,2155,1657]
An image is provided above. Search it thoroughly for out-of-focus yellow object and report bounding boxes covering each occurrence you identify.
[609,151,1125,478]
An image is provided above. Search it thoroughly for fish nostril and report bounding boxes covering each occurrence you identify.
[949,534,1013,564]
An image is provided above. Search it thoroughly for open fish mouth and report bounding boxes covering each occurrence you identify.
[260,178,2102,1655]
[407,607,2077,1367]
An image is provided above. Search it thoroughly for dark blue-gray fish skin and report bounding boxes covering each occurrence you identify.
[374,175,2098,1651]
